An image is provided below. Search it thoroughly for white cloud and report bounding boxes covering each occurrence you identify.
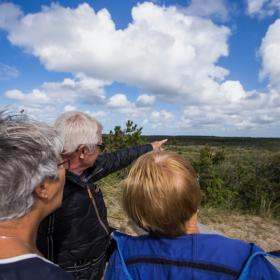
[150,110,175,128]
[260,19,280,89]
[220,80,246,102]
[4,75,109,120]
[64,105,77,112]
[0,3,21,29]
[180,87,280,131]
[136,94,155,107]
[1,2,280,134]
[5,89,24,100]
[6,75,107,105]
[107,94,145,117]
[0,63,19,80]
[90,110,106,119]
[247,0,280,17]
[247,0,266,14]
[185,0,229,21]
[107,94,132,108]
[0,2,230,105]
[6,88,49,103]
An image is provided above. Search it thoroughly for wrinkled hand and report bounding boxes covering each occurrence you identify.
[150,139,168,151]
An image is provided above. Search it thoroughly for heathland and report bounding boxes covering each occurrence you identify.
[100,122,280,252]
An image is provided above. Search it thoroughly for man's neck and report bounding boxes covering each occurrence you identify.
[66,155,87,176]
[68,166,85,176]
[185,213,199,234]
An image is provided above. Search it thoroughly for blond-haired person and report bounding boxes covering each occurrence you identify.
[105,151,279,280]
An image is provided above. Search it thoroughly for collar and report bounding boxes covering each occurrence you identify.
[66,166,103,188]
[66,170,89,189]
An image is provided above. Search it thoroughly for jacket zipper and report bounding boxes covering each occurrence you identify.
[86,187,109,235]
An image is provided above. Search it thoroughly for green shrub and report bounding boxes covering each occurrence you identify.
[104,120,144,150]
[190,146,280,217]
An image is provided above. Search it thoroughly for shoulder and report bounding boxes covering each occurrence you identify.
[0,255,73,279]
[112,232,147,253]
[196,234,280,278]
[196,234,253,263]
[197,233,252,252]
[244,245,280,279]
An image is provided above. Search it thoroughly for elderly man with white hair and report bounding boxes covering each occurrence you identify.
[37,111,167,280]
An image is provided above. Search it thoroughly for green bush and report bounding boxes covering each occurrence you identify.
[103,120,145,179]
[193,145,238,210]
[104,120,144,151]
[191,146,280,217]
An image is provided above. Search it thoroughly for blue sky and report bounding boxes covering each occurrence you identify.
[0,0,280,136]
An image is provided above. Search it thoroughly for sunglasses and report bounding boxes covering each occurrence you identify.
[62,143,106,156]
[96,143,105,152]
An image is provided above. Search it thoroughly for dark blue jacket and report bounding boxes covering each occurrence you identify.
[105,232,280,280]
[37,144,152,280]
[0,254,73,280]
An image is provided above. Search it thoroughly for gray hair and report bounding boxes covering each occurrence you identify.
[0,110,63,221]
[54,111,102,153]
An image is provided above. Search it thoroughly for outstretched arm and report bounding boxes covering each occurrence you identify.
[89,139,168,181]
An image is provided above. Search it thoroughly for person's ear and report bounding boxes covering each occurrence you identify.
[34,182,49,200]
[78,144,87,159]
[34,178,59,201]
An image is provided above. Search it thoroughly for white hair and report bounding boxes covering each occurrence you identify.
[54,111,102,153]
[0,109,63,221]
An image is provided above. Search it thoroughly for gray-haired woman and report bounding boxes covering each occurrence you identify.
[0,110,73,279]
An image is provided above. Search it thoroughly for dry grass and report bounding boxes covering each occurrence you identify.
[100,175,280,252]
[200,208,280,252]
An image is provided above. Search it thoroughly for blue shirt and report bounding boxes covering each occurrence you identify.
[0,254,73,280]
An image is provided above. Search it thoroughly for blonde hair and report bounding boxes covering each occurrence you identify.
[122,151,201,236]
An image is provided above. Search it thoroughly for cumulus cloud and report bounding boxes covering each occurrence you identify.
[150,110,175,129]
[136,94,155,107]
[180,88,280,132]
[0,2,230,104]
[260,19,280,89]
[64,105,77,112]
[0,63,19,80]
[6,75,107,104]
[0,2,22,29]
[90,110,106,119]
[107,93,151,117]
[4,75,109,120]
[6,88,49,103]
[220,80,246,102]
[1,2,280,134]
[247,0,280,17]
[185,0,229,21]
[107,94,132,108]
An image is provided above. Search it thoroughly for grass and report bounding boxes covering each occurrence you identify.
[199,208,280,252]
[99,173,280,252]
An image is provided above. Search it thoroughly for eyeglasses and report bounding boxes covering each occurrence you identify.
[57,159,70,170]
[61,143,106,156]
[96,143,105,152]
